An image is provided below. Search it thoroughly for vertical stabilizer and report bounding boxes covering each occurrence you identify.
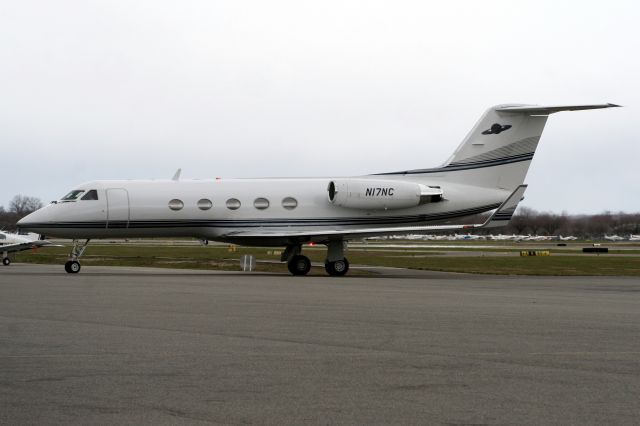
[389,103,619,191]
[440,104,549,190]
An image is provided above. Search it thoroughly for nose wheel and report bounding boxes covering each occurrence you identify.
[2,257,10,266]
[64,239,90,274]
[64,260,81,274]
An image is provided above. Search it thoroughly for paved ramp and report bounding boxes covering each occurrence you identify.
[1,264,639,425]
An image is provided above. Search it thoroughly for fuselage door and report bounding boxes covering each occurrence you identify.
[106,188,130,229]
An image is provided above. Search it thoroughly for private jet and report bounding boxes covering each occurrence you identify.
[17,103,619,275]
[0,230,59,265]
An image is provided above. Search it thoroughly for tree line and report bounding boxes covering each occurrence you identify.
[466,207,640,238]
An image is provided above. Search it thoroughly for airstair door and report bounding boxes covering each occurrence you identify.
[106,188,130,229]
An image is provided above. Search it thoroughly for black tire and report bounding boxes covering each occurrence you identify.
[2,257,10,266]
[325,258,349,276]
[65,260,81,274]
[287,255,311,276]
[69,261,81,274]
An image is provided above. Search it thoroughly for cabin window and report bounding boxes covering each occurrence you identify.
[81,190,99,201]
[197,199,213,210]
[282,197,298,210]
[254,198,269,210]
[226,198,241,210]
[168,199,184,211]
[0,234,5,240]
[61,190,85,201]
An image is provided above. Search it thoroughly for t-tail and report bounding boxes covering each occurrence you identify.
[381,103,620,191]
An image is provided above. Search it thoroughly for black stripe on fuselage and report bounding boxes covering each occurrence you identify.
[22,203,501,230]
[375,153,534,176]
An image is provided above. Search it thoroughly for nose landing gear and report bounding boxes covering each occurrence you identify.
[64,239,90,274]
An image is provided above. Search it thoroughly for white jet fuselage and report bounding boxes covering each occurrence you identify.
[21,177,507,245]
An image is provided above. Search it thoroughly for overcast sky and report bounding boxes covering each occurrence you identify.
[1,0,637,214]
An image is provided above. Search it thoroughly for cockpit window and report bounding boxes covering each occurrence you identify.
[60,190,85,201]
[81,190,99,201]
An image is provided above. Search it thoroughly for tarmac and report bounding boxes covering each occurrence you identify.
[1,264,639,425]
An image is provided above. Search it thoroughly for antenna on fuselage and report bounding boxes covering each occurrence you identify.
[172,168,182,181]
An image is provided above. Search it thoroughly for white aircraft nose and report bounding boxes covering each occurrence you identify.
[17,207,51,229]
[16,212,36,228]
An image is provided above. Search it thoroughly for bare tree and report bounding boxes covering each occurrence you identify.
[0,205,17,230]
[9,195,43,217]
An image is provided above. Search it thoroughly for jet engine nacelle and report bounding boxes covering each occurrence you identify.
[327,179,443,210]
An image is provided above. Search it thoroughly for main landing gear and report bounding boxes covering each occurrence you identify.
[324,240,349,277]
[325,258,349,276]
[287,254,311,276]
[64,239,90,274]
[282,240,349,277]
[2,254,10,266]
[282,245,311,275]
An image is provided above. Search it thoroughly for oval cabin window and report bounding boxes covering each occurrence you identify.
[168,199,184,211]
[226,198,241,210]
[197,198,213,210]
[282,197,298,210]
[254,198,270,210]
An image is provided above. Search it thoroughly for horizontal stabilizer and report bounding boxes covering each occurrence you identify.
[496,103,620,115]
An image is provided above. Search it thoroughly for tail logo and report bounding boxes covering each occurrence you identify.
[482,123,512,135]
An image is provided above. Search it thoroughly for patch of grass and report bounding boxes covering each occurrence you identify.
[346,252,640,276]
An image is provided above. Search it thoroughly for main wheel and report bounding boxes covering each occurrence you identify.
[2,257,10,266]
[287,255,311,276]
[325,258,349,276]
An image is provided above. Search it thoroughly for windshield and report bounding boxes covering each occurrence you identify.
[60,190,85,201]
[81,190,98,200]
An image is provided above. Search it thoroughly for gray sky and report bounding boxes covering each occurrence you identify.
[1,0,638,214]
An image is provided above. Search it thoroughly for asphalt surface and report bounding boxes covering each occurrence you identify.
[1,264,639,425]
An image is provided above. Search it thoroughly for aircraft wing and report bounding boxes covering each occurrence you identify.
[222,185,527,241]
[0,240,61,254]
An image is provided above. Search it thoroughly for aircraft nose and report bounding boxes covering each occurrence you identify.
[17,212,36,228]
[17,207,50,230]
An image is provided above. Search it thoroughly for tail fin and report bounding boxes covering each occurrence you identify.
[380,104,619,191]
[441,103,619,190]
